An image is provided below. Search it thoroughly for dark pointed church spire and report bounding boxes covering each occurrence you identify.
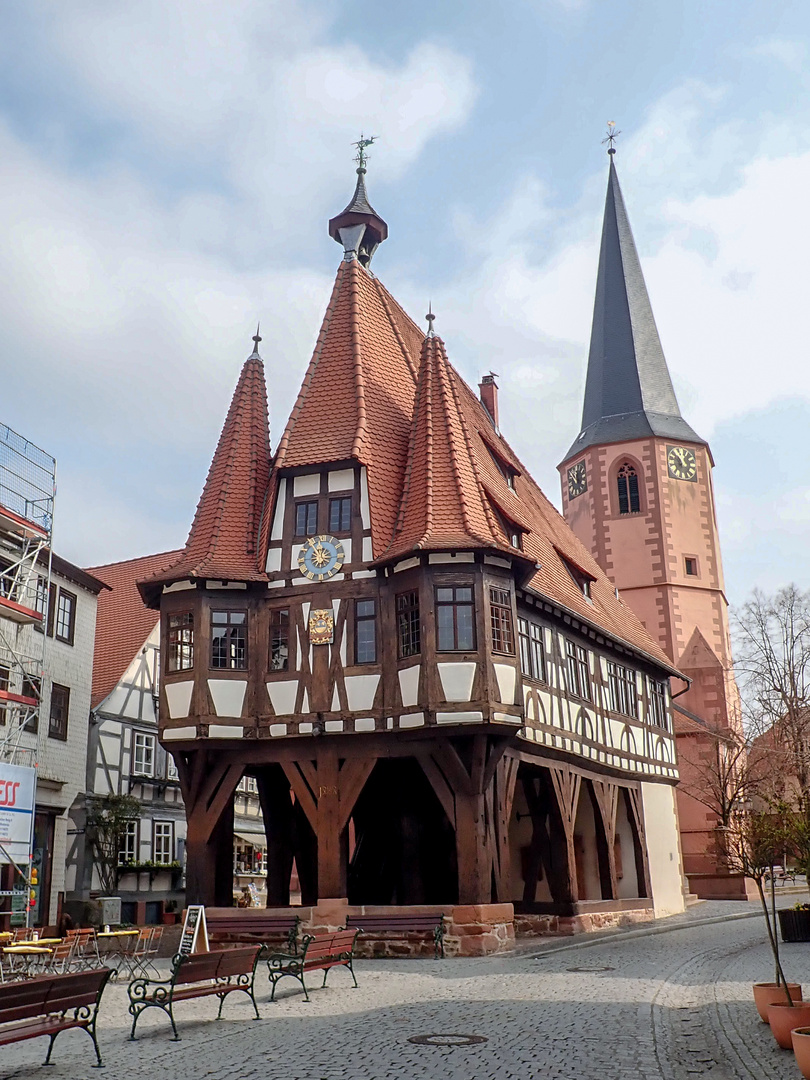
[328,136,388,268]
[564,140,704,460]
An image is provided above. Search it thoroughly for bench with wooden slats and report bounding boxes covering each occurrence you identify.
[346,913,446,957]
[0,967,112,1067]
[206,913,300,953]
[128,945,262,1040]
[266,929,359,1001]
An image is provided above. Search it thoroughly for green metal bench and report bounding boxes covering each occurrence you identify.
[128,945,262,1040]
[266,928,359,1002]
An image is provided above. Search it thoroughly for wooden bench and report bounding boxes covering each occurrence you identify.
[0,967,112,1067]
[765,865,798,886]
[207,913,300,953]
[267,929,359,1002]
[128,945,262,1040]
[346,913,446,958]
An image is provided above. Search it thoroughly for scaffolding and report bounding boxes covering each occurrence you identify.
[0,424,56,764]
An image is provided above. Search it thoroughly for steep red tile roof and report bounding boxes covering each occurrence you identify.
[384,334,517,561]
[88,550,181,709]
[139,346,271,606]
[273,258,420,556]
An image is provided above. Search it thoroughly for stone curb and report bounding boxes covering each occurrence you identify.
[522,907,768,960]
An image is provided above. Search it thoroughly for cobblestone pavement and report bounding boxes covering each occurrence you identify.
[2,903,809,1080]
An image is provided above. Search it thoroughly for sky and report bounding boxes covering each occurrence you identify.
[0,0,809,609]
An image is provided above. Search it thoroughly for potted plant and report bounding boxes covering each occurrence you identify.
[719,809,804,1038]
[161,900,178,925]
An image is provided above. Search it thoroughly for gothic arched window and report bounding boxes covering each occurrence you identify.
[617,463,640,514]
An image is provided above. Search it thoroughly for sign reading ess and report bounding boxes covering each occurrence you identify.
[0,763,35,864]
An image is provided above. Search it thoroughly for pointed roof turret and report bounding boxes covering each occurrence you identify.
[563,147,704,462]
[138,331,272,606]
[381,331,518,562]
[328,136,388,267]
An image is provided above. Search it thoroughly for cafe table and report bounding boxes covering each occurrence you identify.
[97,929,139,974]
[2,944,53,976]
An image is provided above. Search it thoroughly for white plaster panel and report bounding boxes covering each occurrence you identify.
[208,680,247,718]
[399,712,424,728]
[393,557,420,573]
[359,468,371,528]
[266,680,298,715]
[299,723,313,734]
[428,552,475,564]
[325,720,343,733]
[493,712,520,724]
[437,662,476,702]
[525,695,536,720]
[362,537,373,562]
[386,717,394,729]
[266,548,282,573]
[436,711,483,724]
[301,689,309,713]
[398,665,421,708]
[494,663,517,705]
[290,544,305,571]
[270,478,286,540]
[270,724,287,737]
[206,581,246,590]
[340,632,347,666]
[351,570,375,579]
[301,602,311,626]
[354,718,375,732]
[328,469,354,491]
[209,725,243,739]
[341,539,352,563]
[165,681,193,720]
[268,580,285,589]
[331,685,340,711]
[163,580,195,593]
[296,626,302,670]
[345,674,380,711]
[332,598,341,619]
[163,726,196,741]
[641,782,686,917]
[294,474,320,497]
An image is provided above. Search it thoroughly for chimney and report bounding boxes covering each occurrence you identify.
[479,373,499,429]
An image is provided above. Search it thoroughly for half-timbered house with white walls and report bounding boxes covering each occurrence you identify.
[137,160,688,950]
[70,552,266,925]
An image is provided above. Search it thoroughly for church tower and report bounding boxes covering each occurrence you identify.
[559,144,742,891]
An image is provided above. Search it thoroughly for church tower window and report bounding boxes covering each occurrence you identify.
[617,463,640,515]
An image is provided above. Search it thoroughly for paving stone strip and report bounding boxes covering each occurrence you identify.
[0,910,804,1079]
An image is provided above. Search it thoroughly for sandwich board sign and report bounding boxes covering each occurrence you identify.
[179,905,209,955]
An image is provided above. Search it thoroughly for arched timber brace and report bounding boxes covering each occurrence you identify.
[589,779,620,899]
[417,736,518,905]
[623,786,652,898]
[175,751,244,906]
[548,764,581,903]
[281,749,376,899]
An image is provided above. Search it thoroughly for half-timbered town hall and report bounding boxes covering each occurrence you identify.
[138,154,688,949]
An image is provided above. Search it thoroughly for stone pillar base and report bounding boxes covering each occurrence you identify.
[515,907,654,937]
[686,873,758,901]
[444,903,515,957]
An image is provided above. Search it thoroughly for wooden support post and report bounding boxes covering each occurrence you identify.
[624,787,652,899]
[548,764,582,903]
[176,751,243,906]
[590,779,619,900]
[256,766,295,907]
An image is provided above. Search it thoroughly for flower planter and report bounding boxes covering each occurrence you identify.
[792,1028,810,1078]
[778,908,810,943]
[768,1001,810,1049]
[753,982,802,1022]
[161,912,178,925]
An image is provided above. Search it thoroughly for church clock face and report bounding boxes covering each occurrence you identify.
[297,535,345,581]
[567,461,587,499]
[667,445,698,482]
[565,462,587,498]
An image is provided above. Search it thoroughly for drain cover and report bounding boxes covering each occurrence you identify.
[565,965,615,973]
[408,1034,488,1047]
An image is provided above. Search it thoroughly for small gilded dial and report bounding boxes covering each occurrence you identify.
[667,445,698,482]
[297,534,345,582]
[567,460,587,499]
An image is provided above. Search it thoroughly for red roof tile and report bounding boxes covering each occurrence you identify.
[88,550,181,708]
[139,347,271,605]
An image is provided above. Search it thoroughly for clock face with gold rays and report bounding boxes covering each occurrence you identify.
[667,446,698,482]
[297,535,345,581]
[567,461,587,499]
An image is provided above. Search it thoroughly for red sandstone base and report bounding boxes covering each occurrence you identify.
[686,873,758,901]
[514,907,654,936]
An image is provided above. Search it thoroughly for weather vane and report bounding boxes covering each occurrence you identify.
[425,301,436,337]
[602,121,621,155]
[352,134,378,171]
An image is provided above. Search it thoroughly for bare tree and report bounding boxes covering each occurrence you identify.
[676,719,771,829]
[733,585,810,810]
[86,794,142,896]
